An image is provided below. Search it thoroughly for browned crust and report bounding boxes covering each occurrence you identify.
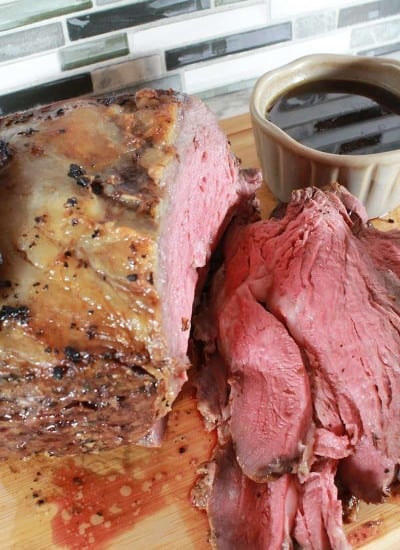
[0,91,189,457]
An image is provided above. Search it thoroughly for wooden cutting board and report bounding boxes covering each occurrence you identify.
[1,113,400,550]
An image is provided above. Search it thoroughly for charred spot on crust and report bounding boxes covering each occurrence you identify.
[68,163,86,180]
[3,111,33,127]
[91,177,103,195]
[76,176,90,188]
[86,325,97,340]
[130,365,149,377]
[53,366,68,380]
[66,163,90,187]
[34,214,48,224]
[0,140,13,168]
[0,305,30,325]
[65,197,78,207]
[64,346,81,363]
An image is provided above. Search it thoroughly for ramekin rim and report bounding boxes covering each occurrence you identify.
[250,53,400,164]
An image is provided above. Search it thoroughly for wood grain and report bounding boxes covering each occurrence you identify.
[0,113,400,549]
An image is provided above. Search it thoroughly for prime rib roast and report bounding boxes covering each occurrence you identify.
[2,86,400,549]
[0,89,259,458]
[192,184,400,549]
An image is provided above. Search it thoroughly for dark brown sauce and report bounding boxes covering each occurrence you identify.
[267,79,400,155]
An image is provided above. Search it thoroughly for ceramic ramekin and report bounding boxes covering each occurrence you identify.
[250,54,400,218]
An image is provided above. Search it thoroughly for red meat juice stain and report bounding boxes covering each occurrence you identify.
[347,520,382,547]
[50,459,167,550]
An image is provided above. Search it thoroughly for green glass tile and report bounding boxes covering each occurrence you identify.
[198,78,257,100]
[0,0,92,32]
[60,34,128,70]
[0,23,64,63]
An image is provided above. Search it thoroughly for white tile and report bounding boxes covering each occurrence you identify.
[0,51,61,93]
[129,3,268,55]
[91,54,162,93]
[351,15,400,48]
[294,10,336,39]
[270,0,364,20]
[183,28,352,93]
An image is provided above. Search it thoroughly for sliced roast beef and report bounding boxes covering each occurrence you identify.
[215,283,313,480]
[0,89,259,458]
[352,222,400,318]
[294,460,350,550]
[192,441,298,550]
[220,185,400,502]
[192,442,348,550]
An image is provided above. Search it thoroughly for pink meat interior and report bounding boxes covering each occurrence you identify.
[158,97,240,367]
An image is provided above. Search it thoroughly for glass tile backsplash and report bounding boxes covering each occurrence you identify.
[0,74,93,116]
[67,0,210,41]
[0,0,92,32]
[0,23,64,63]
[0,0,400,119]
[165,23,292,70]
[60,34,129,70]
[338,0,400,27]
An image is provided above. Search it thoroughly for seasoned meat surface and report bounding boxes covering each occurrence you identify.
[0,90,258,457]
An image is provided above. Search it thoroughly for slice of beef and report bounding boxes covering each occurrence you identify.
[222,185,400,501]
[216,283,313,480]
[192,441,298,550]
[192,208,313,481]
[352,222,400,318]
[0,89,259,458]
[294,460,350,550]
[192,442,348,550]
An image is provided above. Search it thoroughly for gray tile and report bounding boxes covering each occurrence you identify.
[91,55,162,93]
[0,23,64,63]
[0,0,92,32]
[351,15,400,48]
[108,74,183,94]
[338,0,400,28]
[60,34,128,70]
[215,0,247,5]
[359,39,400,55]
[202,85,253,119]
[198,78,256,100]
[96,0,141,3]
[294,10,336,39]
